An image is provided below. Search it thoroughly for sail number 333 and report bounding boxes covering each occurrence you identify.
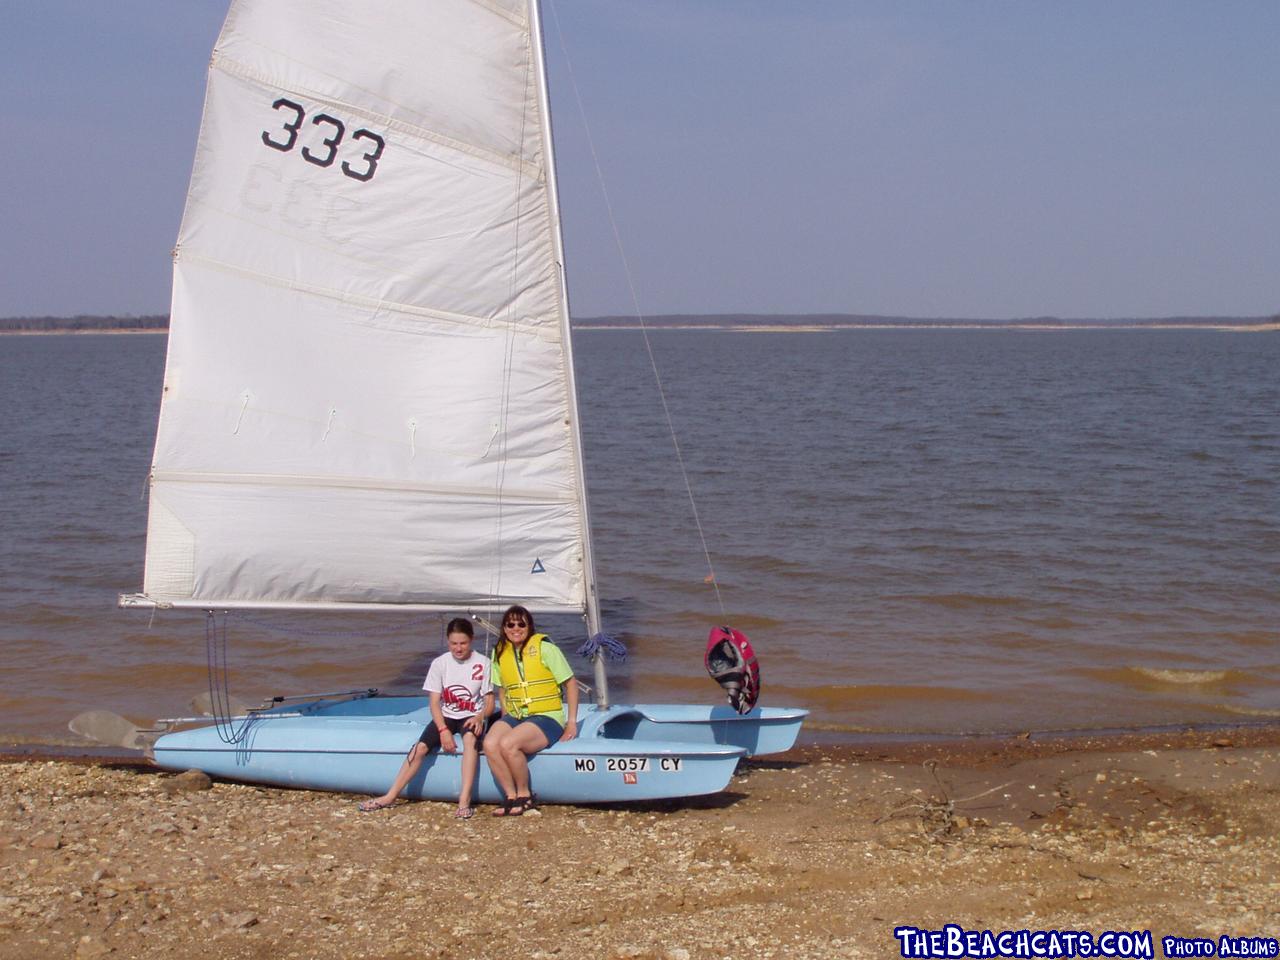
[261,98,385,183]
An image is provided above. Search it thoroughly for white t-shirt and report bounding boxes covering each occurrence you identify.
[423,650,493,720]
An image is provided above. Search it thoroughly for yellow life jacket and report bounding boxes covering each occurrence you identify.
[496,634,563,719]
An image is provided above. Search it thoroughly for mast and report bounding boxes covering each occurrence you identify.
[528,0,609,707]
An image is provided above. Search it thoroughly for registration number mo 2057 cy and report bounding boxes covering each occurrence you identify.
[572,757,685,773]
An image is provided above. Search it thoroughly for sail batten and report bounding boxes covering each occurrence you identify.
[176,250,564,339]
[138,0,593,614]
[152,470,579,505]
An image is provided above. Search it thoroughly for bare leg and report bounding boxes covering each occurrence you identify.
[363,741,431,808]
[484,720,518,802]
[458,731,479,811]
[501,722,551,801]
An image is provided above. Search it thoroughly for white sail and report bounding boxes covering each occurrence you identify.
[137,0,594,614]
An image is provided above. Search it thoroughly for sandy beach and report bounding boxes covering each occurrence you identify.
[2,726,1277,959]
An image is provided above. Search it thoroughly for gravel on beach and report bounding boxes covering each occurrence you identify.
[2,727,1277,960]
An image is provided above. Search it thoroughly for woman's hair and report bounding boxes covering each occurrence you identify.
[445,617,474,638]
[493,604,535,660]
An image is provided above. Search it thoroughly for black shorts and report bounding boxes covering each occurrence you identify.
[417,714,485,750]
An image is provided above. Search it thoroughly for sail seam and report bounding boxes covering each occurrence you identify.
[464,0,528,29]
[151,470,575,504]
[177,251,558,342]
[213,53,540,179]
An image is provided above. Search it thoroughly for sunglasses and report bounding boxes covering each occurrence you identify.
[504,621,528,629]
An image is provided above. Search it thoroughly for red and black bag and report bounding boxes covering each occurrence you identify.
[704,626,760,715]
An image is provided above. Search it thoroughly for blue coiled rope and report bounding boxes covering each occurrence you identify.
[577,631,627,663]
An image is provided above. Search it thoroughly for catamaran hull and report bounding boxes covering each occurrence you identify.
[151,697,754,804]
[612,704,808,757]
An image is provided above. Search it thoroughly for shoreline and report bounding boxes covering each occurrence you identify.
[6,717,1280,767]
[575,322,1280,333]
[6,715,1280,768]
[0,328,167,336]
[2,723,1276,958]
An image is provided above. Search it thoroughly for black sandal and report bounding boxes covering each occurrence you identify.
[492,796,519,817]
[514,794,536,814]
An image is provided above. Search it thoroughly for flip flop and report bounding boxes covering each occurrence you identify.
[454,806,475,820]
[358,798,395,812]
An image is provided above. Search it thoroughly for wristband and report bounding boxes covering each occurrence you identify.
[437,726,448,733]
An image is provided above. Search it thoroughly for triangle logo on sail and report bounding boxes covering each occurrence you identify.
[530,558,546,575]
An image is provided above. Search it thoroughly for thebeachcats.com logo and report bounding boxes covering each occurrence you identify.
[893,925,1156,958]
[893,926,1279,959]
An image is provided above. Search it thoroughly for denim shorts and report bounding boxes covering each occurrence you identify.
[498,712,564,743]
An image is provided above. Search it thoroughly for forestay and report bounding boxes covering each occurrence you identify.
[137,0,595,614]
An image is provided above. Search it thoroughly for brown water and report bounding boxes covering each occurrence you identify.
[1,329,1277,743]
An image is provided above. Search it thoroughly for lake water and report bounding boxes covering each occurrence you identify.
[1,329,1277,744]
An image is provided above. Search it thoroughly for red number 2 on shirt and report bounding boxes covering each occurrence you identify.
[472,664,484,680]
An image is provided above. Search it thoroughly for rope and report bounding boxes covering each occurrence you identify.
[577,631,626,663]
[474,614,497,660]
[547,0,725,617]
[205,611,253,744]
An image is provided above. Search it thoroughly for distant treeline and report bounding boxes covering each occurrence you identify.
[0,314,168,332]
[577,312,1280,328]
[2,312,1276,332]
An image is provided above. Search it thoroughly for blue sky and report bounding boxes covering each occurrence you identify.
[2,0,1277,319]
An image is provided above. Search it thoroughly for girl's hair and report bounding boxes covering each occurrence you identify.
[445,617,474,638]
[493,604,535,661]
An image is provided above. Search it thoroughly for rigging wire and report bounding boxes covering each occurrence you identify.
[547,0,725,618]
[484,20,537,634]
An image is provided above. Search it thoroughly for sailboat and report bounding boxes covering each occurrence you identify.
[114,0,806,803]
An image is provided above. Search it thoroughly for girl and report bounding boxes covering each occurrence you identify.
[358,618,493,818]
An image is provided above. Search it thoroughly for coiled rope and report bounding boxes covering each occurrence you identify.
[205,611,252,744]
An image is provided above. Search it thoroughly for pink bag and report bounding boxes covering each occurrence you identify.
[704,626,760,715]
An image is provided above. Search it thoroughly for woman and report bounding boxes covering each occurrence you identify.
[483,604,578,817]
[358,618,493,818]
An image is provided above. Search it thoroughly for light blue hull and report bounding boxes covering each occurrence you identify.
[614,703,808,756]
[151,695,804,804]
